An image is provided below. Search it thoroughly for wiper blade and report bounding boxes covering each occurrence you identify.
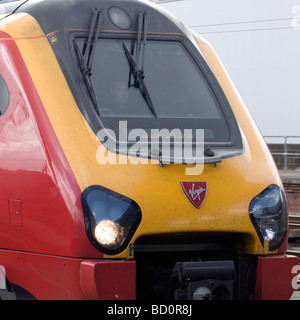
[123,43,157,118]
[74,8,103,115]
[74,40,99,115]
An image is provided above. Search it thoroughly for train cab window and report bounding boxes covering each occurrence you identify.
[0,74,9,116]
[73,36,243,160]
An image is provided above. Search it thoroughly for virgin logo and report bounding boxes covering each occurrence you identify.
[180,182,207,209]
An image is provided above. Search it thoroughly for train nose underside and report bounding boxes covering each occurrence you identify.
[134,235,239,300]
[133,235,298,300]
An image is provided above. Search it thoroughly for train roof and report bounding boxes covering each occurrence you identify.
[1,0,188,37]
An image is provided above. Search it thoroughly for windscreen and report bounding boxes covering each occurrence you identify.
[75,37,231,144]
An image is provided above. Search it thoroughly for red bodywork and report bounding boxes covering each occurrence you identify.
[0,31,135,299]
[254,255,299,300]
[0,31,91,258]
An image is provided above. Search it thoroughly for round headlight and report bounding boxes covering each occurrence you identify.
[95,220,120,245]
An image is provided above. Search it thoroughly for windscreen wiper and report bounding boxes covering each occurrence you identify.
[74,8,103,116]
[123,43,157,119]
[123,12,157,119]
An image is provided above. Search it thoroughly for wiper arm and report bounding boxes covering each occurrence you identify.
[123,43,157,118]
[74,8,103,115]
[82,8,103,75]
[74,40,99,115]
[123,11,157,118]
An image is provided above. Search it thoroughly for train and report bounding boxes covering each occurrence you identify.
[0,0,298,300]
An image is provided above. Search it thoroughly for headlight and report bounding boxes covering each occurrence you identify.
[81,185,142,255]
[95,220,120,245]
[249,185,287,251]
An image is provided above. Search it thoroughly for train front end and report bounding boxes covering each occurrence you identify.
[0,0,298,299]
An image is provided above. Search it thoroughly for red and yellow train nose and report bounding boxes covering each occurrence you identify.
[0,0,298,300]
